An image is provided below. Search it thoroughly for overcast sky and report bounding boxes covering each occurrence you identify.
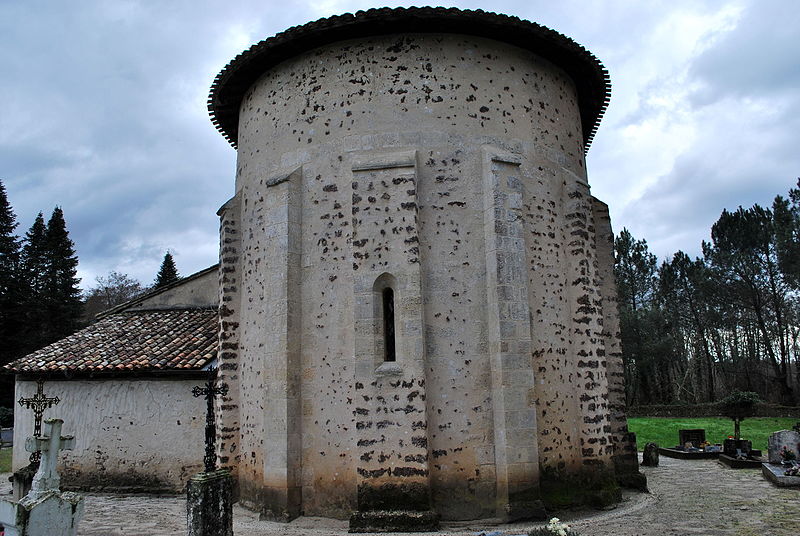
[1,0,798,289]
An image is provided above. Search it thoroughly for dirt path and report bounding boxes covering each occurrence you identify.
[2,456,798,535]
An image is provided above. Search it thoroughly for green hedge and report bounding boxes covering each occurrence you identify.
[627,403,799,418]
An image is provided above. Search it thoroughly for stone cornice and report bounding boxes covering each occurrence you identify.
[207,6,610,154]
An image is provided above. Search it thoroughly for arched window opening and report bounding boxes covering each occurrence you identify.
[382,287,396,362]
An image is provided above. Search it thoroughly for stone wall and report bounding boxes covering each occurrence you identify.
[13,378,205,492]
[220,32,633,520]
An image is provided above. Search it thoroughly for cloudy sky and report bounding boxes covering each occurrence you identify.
[1,0,798,289]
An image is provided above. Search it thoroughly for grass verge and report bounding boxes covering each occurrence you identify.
[0,447,11,473]
[627,417,797,452]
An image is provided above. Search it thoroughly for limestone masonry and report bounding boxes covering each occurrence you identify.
[208,7,642,524]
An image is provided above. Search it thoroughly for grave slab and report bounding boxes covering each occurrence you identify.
[761,462,800,488]
[658,448,720,460]
[719,454,764,469]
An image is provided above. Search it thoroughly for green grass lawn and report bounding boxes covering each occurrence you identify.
[0,447,11,473]
[628,417,797,452]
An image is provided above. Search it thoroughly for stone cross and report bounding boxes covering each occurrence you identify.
[192,379,228,473]
[25,418,75,498]
[18,379,60,464]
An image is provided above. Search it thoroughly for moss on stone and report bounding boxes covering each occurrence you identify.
[539,467,622,511]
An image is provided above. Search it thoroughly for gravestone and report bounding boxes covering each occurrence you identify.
[641,443,659,466]
[678,429,705,449]
[767,429,800,464]
[0,427,12,447]
[0,419,84,536]
[724,438,752,458]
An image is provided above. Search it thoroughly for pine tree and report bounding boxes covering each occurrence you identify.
[21,213,47,296]
[18,212,49,354]
[0,180,23,405]
[41,207,82,343]
[154,251,180,288]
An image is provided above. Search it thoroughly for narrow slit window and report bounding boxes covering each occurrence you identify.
[382,287,396,362]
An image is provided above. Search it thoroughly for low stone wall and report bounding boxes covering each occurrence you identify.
[627,403,800,418]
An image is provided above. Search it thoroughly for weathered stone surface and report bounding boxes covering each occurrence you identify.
[187,469,234,536]
[762,462,800,488]
[1,490,84,536]
[1,419,85,536]
[11,463,36,501]
[212,8,641,522]
[767,429,800,464]
[641,443,659,467]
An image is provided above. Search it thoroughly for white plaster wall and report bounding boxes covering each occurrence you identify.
[13,378,206,491]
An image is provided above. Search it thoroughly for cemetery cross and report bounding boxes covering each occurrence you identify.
[25,418,75,497]
[18,379,60,464]
[192,379,229,473]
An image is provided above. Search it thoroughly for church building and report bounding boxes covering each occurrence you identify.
[7,7,643,530]
[208,6,642,527]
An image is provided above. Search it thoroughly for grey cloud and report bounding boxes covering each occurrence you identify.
[688,1,800,105]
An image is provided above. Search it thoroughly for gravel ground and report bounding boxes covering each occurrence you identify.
[2,455,798,535]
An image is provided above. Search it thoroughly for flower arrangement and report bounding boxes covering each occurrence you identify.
[785,465,799,477]
[779,446,796,462]
[528,517,580,536]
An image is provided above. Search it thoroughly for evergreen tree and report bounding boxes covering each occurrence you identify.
[773,179,800,289]
[154,251,180,288]
[19,212,48,353]
[0,180,23,405]
[21,213,48,296]
[41,207,82,343]
[614,229,669,405]
[704,205,794,404]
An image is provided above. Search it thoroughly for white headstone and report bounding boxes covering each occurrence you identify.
[25,418,75,497]
[0,418,84,536]
[768,429,800,464]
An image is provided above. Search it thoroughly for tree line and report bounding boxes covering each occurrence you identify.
[0,179,181,406]
[615,179,800,406]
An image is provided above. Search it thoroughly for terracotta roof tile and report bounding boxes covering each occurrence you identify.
[4,309,218,374]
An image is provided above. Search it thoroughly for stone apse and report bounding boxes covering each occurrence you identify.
[207,7,642,525]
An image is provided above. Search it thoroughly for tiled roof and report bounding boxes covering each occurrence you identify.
[4,309,218,374]
[208,6,610,153]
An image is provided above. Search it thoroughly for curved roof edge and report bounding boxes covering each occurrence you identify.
[208,6,611,153]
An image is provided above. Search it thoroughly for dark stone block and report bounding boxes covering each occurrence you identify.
[349,510,439,532]
[356,482,429,512]
[678,429,705,448]
[616,471,648,492]
[504,486,547,522]
[723,439,752,457]
[641,442,659,467]
[187,469,233,536]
